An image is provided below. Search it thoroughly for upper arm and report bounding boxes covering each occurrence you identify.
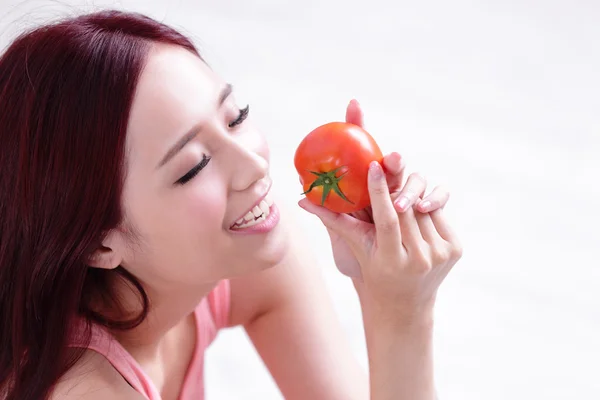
[228,199,368,400]
[51,350,145,400]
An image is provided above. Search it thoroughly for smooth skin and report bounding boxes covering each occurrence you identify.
[52,43,459,400]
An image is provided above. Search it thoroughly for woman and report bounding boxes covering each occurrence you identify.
[0,9,462,400]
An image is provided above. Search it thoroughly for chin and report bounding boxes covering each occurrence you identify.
[232,227,291,276]
[254,232,290,271]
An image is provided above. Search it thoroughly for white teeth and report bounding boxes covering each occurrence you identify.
[264,193,274,206]
[231,189,276,230]
[234,213,266,229]
[259,200,269,214]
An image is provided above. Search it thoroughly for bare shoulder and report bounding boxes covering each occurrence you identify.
[51,350,144,400]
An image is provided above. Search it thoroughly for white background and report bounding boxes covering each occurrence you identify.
[1,1,599,399]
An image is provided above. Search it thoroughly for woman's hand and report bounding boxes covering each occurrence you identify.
[298,155,462,318]
[298,99,463,317]
[298,141,463,399]
[297,99,462,399]
[320,100,452,280]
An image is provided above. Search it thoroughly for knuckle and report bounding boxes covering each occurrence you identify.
[411,171,427,186]
[410,248,432,273]
[451,242,464,261]
[435,183,450,194]
[378,218,398,234]
[371,184,388,196]
[441,191,451,205]
[402,190,415,200]
[415,259,432,274]
[432,185,450,202]
[431,245,451,264]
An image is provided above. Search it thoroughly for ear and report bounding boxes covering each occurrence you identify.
[87,230,124,270]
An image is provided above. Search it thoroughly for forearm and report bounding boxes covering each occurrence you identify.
[362,304,436,400]
[245,300,369,400]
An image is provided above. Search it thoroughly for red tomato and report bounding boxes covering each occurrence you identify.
[294,122,384,213]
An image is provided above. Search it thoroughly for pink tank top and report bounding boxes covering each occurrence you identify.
[69,280,231,400]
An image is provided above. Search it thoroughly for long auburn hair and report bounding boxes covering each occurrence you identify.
[0,9,202,400]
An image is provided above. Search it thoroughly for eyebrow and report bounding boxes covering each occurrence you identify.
[157,83,233,169]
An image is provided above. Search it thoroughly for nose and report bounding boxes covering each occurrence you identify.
[227,140,269,192]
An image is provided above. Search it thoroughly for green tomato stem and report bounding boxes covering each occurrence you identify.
[301,166,354,206]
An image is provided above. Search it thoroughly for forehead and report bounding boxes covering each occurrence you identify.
[126,44,222,166]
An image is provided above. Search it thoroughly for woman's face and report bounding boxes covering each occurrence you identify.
[113,43,288,288]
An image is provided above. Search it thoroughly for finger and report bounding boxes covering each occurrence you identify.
[415,210,442,245]
[398,205,428,254]
[394,172,427,213]
[367,161,402,252]
[429,208,459,244]
[298,198,367,245]
[382,152,405,193]
[416,185,450,213]
[345,99,364,127]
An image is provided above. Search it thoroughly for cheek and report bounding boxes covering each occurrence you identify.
[127,183,227,245]
[177,183,226,231]
[172,178,227,234]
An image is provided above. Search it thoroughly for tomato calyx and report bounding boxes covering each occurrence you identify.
[301,166,355,207]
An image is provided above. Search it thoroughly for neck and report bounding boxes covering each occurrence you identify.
[104,273,217,361]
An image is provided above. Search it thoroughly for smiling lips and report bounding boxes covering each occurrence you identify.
[230,190,274,230]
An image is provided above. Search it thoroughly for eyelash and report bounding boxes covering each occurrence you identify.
[228,104,250,128]
[176,154,211,185]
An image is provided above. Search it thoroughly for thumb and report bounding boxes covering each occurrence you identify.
[298,198,365,244]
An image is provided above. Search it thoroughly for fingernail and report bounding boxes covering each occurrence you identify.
[369,161,383,180]
[419,200,431,211]
[395,196,409,211]
[351,99,360,107]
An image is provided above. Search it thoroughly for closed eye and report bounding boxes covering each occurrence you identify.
[176,154,211,185]
[228,105,249,128]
